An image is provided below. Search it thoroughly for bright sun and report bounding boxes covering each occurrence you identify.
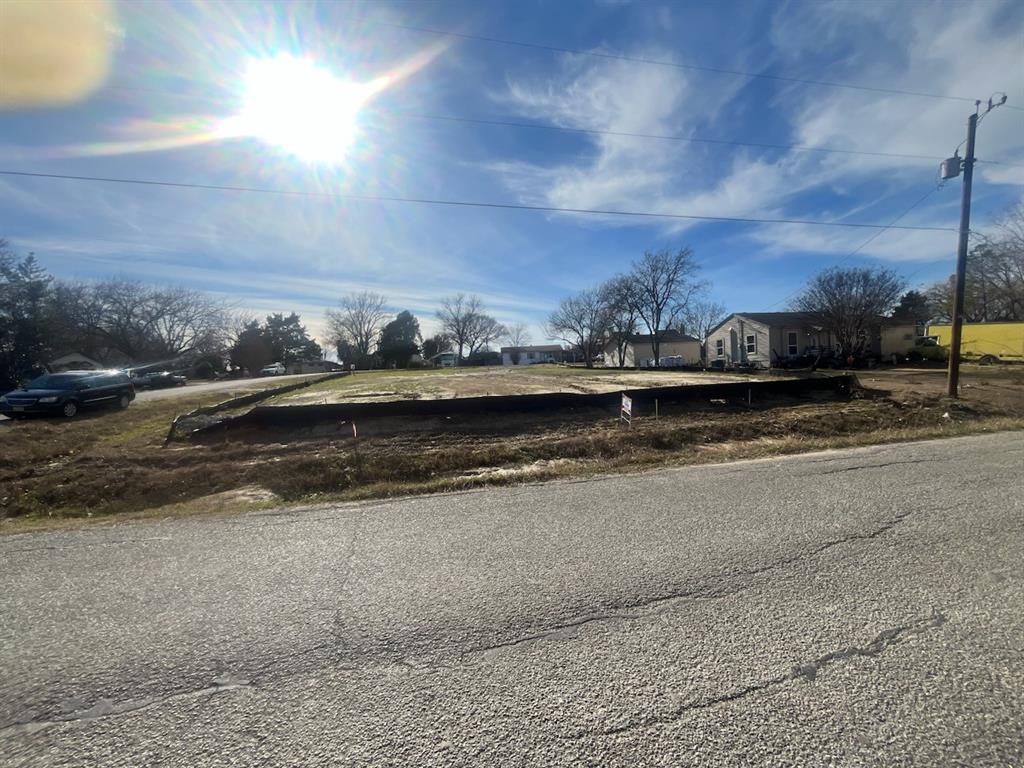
[225,56,376,164]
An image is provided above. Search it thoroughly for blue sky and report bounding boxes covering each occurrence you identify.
[1,0,1022,345]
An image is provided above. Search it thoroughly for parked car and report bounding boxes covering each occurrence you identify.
[259,362,286,376]
[0,370,135,418]
[143,371,188,389]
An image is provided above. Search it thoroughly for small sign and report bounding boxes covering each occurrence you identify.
[621,394,632,415]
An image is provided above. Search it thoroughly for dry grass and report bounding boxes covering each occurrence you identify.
[1,365,1021,531]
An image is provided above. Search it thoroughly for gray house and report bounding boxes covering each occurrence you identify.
[706,312,837,368]
[501,345,566,366]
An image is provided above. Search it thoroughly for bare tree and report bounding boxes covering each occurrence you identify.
[326,291,388,362]
[466,314,507,358]
[147,285,231,357]
[545,288,611,368]
[503,322,531,349]
[794,267,905,356]
[631,248,702,365]
[436,293,485,363]
[601,275,642,368]
[681,298,727,364]
[502,321,532,365]
[57,279,229,363]
[927,202,1024,322]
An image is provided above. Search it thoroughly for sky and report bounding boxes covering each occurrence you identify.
[1,0,1022,348]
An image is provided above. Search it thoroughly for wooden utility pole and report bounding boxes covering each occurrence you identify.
[946,110,977,399]
[944,93,1007,398]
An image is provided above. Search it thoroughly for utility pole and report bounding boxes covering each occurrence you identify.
[945,109,977,399]
[941,93,1007,399]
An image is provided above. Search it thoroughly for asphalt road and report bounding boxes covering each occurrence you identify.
[132,373,319,402]
[1,432,1022,766]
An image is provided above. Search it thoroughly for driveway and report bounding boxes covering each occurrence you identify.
[133,374,321,402]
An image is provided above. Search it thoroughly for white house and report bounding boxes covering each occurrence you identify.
[705,312,915,367]
[602,331,702,368]
[500,345,566,366]
[705,313,833,368]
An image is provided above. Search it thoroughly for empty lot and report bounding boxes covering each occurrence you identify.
[269,366,770,405]
[1,365,1021,530]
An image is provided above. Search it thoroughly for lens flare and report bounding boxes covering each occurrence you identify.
[219,55,383,164]
[36,33,451,164]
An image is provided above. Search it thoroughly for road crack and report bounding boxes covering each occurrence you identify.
[462,508,924,661]
[590,610,947,738]
[0,674,252,739]
[812,458,941,476]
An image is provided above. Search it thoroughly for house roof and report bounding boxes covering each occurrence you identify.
[706,312,812,336]
[735,312,811,326]
[710,311,910,337]
[617,330,700,344]
[500,345,564,354]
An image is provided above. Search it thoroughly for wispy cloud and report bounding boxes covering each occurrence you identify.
[489,0,1022,263]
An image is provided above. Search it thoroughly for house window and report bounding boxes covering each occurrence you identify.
[787,332,798,356]
[715,339,725,357]
[745,334,756,354]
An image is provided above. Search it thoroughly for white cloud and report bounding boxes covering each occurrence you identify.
[489,1,1023,262]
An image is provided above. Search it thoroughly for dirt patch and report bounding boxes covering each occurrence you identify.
[142,485,281,517]
[271,365,768,404]
[1,365,1021,529]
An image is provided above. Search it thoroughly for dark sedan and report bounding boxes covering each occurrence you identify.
[0,371,135,418]
[131,370,187,389]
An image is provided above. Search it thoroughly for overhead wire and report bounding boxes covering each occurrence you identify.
[0,169,959,232]
[760,182,950,311]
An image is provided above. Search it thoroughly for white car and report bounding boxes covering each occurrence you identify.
[258,362,286,376]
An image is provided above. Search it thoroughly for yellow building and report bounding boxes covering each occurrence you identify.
[928,322,1024,363]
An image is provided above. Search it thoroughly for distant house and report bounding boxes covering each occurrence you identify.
[49,352,102,372]
[500,345,566,366]
[705,312,918,367]
[430,352,457,368]
[602,331,701,368]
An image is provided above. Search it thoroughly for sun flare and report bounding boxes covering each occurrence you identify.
[223,56,379,164]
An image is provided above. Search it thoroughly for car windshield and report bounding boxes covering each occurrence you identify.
[25,374,91,390]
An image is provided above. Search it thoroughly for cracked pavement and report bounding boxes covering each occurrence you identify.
[1,432,1022,766]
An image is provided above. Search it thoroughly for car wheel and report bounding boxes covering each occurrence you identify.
[118,394,132,409]
[62,401,79,418]
[978,354,999,366]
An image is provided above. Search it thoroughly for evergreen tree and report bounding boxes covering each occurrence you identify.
[0,243,54,388]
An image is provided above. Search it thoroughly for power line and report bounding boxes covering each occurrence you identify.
[93,86,1024,168]
[375,20,1024,112]
[380,109,947,163]
[0,169,959,232]
[761,183,949,311]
